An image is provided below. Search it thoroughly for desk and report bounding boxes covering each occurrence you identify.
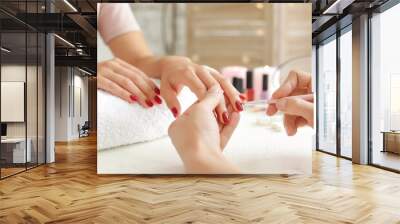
[381,131,400,154]
[1,138,31,163]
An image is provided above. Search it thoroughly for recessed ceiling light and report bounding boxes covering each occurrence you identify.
[54,34,75,48]
[1,47,11,53]
[78,67,93,76]
[63,0,78,12]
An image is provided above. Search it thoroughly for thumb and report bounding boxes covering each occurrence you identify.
[275,97,313,123]
[199,85,223,109]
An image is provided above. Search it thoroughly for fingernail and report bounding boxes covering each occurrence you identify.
[154,87,160,95]
[154,95,162,104]
[145,100,154,107]
[130,95,138,102]
[239,94,246,101]
[267,99,277,104]
[222,112,230,124]
[235,100,243,111]
[171,107,178,118]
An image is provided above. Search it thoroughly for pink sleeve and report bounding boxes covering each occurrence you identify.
[98,3,140,43]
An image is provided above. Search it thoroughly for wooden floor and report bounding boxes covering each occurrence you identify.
[1,135,400,223]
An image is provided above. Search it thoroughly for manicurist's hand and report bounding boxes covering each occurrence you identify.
[97,58,162,108]
[106,32,244,122]
[266,70,314,136]
[158,56,244,123]
[168,85,241,174]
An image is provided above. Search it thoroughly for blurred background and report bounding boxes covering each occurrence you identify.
[98,3,312,100]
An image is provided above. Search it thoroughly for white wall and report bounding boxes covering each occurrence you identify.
[54,67,89,141]
[1,64,46,163]
[1,65,38,138]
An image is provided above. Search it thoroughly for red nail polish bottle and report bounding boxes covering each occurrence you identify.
[246,69,254,101]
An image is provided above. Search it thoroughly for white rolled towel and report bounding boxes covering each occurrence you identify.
[97,87,197,150]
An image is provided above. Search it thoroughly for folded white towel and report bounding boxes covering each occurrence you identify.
[97,87,197,150]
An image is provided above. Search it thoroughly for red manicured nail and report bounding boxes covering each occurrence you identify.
[154,95,162,104]
[222,112,230,124]
[235,100,243,111]
[154,87,160,95]
[239,94,246,101]
[130,95,138,102]
[171,107,178,118]
[145,100,154,107]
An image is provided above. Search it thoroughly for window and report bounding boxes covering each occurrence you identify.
[339,28,352,158]
[317,36,337,154]
[370,3,400,171]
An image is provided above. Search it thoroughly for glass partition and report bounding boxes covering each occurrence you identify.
[0,1,46,179]
[1,30,28,178]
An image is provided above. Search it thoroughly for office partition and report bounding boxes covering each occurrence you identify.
[0,0,47,179]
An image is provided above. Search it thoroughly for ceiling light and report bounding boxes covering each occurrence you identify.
[78,67,93,76]
[1,47,11,53]
[323,0,354,15]
[54,34,75,48]
[63,0,78,12]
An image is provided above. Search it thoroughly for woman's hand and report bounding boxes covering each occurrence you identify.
[158,56,244,123]
[168,85,241,174]
[97,58,162,108]
[105,32,243,120]
[266,70,314,136]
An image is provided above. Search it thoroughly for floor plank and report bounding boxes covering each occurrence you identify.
[1,135,400,223]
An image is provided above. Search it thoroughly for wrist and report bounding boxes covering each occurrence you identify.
[180,140,221,161]
[158,56,192,71]
[181,143,225,172]
[133,55,162,79]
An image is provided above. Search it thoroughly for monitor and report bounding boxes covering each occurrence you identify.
[1,123,7,137]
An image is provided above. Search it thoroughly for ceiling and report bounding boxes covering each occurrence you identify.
[0,0,395,73]
[0,0,98,74]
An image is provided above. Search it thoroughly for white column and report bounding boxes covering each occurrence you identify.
[46,32,55,163]
[352,14,369,164]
